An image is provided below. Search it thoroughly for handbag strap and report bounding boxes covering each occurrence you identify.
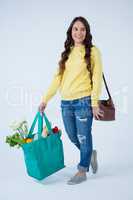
[102,73,112,100]
[90,67,112,100]
[89,47,112,100]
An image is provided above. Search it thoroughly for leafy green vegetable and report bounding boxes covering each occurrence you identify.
[5,133,25,148]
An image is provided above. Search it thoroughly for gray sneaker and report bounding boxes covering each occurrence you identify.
[90,150,98,174]
[67,174,87,185]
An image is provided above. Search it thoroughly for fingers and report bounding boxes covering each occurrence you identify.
[94,115,99,120]
[94,110,104,120]
[38,104,45,114]
[98,111,104,117]
[95,114,101,120]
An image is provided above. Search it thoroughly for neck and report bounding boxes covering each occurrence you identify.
[74,43,84,47]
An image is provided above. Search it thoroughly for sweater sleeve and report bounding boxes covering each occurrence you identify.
[91,46,103,107]
[41,67,62,104]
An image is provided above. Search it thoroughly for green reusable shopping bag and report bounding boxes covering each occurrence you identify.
[22,112,65,180]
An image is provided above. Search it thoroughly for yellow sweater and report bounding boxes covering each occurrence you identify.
[42,45,103,107]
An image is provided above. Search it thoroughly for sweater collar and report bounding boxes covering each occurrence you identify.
[70,44,85,54]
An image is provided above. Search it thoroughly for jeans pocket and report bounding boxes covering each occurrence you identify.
[76,108,93,118]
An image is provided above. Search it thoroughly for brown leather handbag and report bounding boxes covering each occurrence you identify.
[95,73,115,121]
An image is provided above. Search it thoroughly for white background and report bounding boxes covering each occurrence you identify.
[0,0,133,199]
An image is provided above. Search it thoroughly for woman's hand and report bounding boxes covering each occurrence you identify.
[92,106,104,120]
[38,102,47,114]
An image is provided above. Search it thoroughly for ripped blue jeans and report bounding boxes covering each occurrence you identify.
[61,96,93,172]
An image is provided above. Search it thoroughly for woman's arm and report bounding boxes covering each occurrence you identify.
[41,67,62,104]
[91,46,103,107]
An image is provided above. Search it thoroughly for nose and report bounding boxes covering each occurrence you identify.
[76,32,82,37]
[77,31,82,36]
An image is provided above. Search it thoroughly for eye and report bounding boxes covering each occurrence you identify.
[73,27,86,32]
[73,27,78,31]
[81,28,85,31]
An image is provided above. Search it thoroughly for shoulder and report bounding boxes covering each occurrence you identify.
[91,45,101,56]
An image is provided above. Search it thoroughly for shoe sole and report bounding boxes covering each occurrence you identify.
[67,178,87,185]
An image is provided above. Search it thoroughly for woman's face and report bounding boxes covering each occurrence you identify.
[71,20,86,46]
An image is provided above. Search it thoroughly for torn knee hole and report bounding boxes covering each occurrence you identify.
[76,116,87,122]
[77,135,86,144]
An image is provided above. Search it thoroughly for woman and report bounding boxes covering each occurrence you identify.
[39,16,104,185]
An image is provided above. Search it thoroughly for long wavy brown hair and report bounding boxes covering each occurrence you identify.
[58,16,94,82]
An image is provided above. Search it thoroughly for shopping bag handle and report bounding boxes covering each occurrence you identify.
[28,112,52,139]
[28,112,39,137]
[42,112,52,133]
